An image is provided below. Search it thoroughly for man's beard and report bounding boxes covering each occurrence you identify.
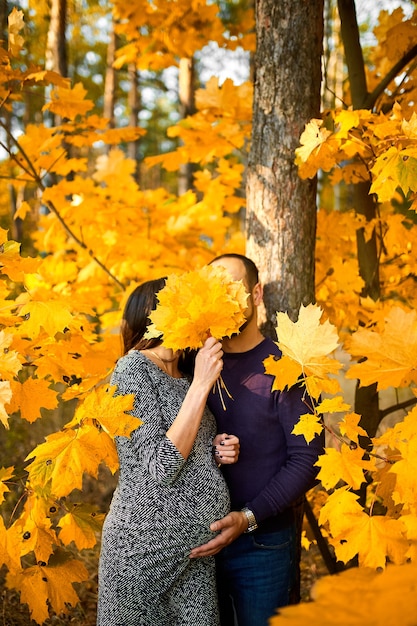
[229,306,255,336]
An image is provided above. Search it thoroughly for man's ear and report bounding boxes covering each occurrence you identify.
[253,283,263,306]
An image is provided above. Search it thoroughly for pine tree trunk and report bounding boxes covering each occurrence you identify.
[246,0,324,335]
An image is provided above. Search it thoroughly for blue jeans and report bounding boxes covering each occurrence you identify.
[216,524,297,626]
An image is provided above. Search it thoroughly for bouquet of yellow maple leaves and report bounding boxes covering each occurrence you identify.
[146,264,248,349]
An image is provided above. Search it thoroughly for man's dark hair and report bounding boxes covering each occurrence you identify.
[209,253,259,289]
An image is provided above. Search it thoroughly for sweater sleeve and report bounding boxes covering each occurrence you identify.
[112,355,185,487]
[248,384,324,523]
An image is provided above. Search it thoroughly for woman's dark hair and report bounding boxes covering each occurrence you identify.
[121,277,166,355]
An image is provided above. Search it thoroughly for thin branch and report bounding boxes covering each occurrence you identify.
[0,120,125,291]
[379,396,417,420]
[363,44,417,110]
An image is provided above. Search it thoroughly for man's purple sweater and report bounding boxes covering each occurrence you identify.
[207,337,324,532]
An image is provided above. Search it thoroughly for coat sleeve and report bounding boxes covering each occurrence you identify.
[112,355,185,487]
[248,384,324,523]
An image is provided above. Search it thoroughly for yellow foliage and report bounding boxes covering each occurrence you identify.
[148,265,248,350]
[273,562,417,625]
[345,306,417,390]
[6,558,89,625]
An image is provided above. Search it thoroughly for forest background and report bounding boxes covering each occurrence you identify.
[1,0,417,624]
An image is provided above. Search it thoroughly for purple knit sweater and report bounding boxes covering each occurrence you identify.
[207,337,324,531]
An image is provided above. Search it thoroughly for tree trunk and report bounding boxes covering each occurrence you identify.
[45,0,67,77]
[246,0,324,336]
[178,57,196,195]
[104,25,117,131]
[127,63,141,184]
[337,0,380,439]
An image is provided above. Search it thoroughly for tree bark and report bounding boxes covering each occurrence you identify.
[127,64,141,184]
[104,25,117,131]
[337,0,380,439]
[45,0,67,77]
[178,57,196,195]
[246,0,324,335]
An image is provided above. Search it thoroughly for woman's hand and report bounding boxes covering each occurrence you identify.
[212,433,240,465]
[192,336,223,393]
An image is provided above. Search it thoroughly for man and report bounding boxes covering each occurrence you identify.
[190,253,324,626]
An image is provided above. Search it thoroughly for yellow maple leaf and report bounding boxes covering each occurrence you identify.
[0,466,14,505]
[0,239,41,281]
[58,503,104,550]
[263,354,302,391]
[69,384,138,438]
[316,444,372,491]
[147,265,248,350]
[272,563,417,626]
[264,304,340,399]
[18,300,74,338]
[295,118,332,162]
[8,7,25,56]
[0,380,12,429]
[14,200,31,220]
[339,412,368,443]
[7,378,58,423]
[14,514,57,563]
[43,82,94,120]
[291,413,323,443]
[6,556,88,625]
[333,514,408,569]
[0,330,22,380]
[316,396,351,414]
[346,306,417,390]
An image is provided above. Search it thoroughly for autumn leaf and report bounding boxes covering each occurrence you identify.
[264,304,340,399]
[295,118,332,162]
[6,556,88,625]
[292,413,323,443]
[0,380,12,429]
[7,378,58,423]
[316,444,372,491]
[339,412,368,444]
[58,503,104,550]
[263,354,302,392]
[8,8,25,56]
[68,384,138,438]
[147,265,248,350]
[316,396,351,415]
[0,239,41,281]
[18,300,74,338]
[43,82,94,120]
[273,563,417,626]
[345,306,417,390]
[332,514,408,569]
[0,466,14,505]
[14,514,57,563]
[0,330,22,379]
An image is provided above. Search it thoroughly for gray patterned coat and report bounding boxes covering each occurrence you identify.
[97,351,230,625]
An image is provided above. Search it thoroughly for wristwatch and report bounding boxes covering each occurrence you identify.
[241,507,258,533]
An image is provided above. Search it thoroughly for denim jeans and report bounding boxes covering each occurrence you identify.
[216,524,297,626]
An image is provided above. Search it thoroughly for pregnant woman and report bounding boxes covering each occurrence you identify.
[97,278,238,626]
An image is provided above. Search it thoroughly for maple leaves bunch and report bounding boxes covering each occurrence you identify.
[264,303,417,570]
[147,264,248,350]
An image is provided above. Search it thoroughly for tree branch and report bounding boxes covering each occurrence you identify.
[379,396,417,421]
[363,43,417,110]
[0,119,125,291]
